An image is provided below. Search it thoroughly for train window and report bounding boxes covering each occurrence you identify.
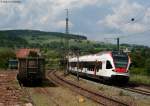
[84,62,93,71]
[106,61,112,69]
[83,62,89,68]
[96,62,102,71]
[91,62,95,71]
[79,62,83,70]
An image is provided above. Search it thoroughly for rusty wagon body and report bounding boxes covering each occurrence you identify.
[16,49,45,84]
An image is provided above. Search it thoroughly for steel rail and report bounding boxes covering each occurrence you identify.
[48,71,131,106]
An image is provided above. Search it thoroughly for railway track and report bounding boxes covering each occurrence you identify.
[122,85,150,96]
[69,71,150,97]
[79,75,150,96]
[48,71,132,106]
[20,78,60,106]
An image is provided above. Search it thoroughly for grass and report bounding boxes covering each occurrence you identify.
[130,67,146,75]
[130,74,150,85]
[119,90,129,96]
[29,88,51,106]
[32,93,50,106]
[98,86,105,91]
[130,67,150,85]
[10,79,21,90]
[20,95,29,103]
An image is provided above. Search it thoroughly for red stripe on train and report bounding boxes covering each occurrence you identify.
[115,68,126,73]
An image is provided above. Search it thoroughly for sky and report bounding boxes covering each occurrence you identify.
[0,0,150,46]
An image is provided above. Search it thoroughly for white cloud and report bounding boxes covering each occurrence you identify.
[123,23,147,33]
[98,0,150,34]
[0,0,113,31]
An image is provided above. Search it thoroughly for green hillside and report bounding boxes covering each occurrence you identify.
[0,30,87,48]
[0,31,27,47]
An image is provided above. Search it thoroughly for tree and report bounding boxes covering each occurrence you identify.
[0,48,16,69]
[145,58,150,75]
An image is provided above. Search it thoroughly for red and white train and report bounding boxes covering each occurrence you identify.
[68,51,131,83]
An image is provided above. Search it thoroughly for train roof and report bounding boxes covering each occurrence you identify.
[69,51,129,62]
[69,51,112,62]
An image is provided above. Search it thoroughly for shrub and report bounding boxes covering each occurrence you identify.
[0,48,16,69]
[145,58,150,75]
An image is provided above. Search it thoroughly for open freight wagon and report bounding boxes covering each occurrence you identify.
[16,49,45,84]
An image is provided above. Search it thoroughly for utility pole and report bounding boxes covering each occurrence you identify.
[65,9,69,75]
[117,37,120,53]
[103,18,136,53]
[104,37,120,52]
[116,18,135,52]
[77,49,79,81]
[66,9,69,34]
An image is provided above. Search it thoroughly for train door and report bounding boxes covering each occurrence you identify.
[94,61,102,75]
[102,60,113,77]
[96,59,105,76]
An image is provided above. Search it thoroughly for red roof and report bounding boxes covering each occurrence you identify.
[16,48,40,58]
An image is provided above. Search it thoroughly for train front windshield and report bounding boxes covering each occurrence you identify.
[112,53,128,68]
